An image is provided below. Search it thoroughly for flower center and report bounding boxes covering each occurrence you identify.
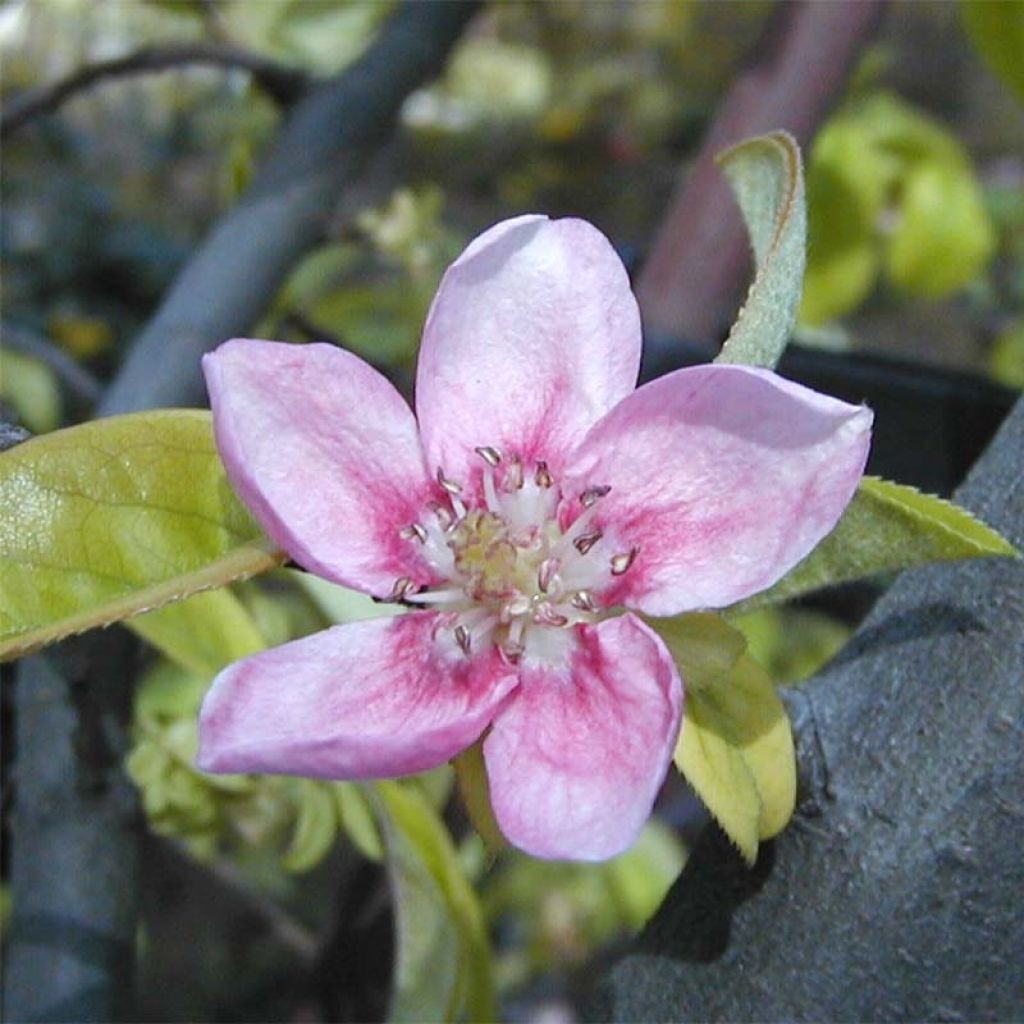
[394,447,638,665]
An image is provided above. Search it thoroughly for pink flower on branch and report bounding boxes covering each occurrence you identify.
[197,215,871,861]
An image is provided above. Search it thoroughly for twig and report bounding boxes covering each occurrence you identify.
[635,0,885,355]
[1,42,310,139]
[2,320,103,406]
[100,1,481,417]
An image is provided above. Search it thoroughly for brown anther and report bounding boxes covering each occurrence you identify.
[534,460,553,488]
[389,576,416,601]
[580,484,611,508]
[537,557,560,593]
[399,523,428,543]
[574,530,603,555]
[505,454,524,491]
[436,467,462,495]
[570,590,597,612]
[454,625,472,655]
[474,445,502,467]
[610,546,640,576]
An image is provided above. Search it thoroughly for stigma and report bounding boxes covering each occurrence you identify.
[395,446,639,666]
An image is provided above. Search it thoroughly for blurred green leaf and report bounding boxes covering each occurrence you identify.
[290,569,403,623]
[800,91,995,322]
[886,161,995,297]
[0,410,284,662]
[335,783,383,861]
[219,0,390,76]
[733,606,852,685]
[800,125,884,325]
[716,131,807,369]
[282,780,342,873]
[134,659,210,724]
[960,0,1024,104]
[0,350,63,435]
[737,476,1018,613]
[454,741,507,857]
[372,780,495,1022]
[130,587,265,679]
[989,317,1024,389]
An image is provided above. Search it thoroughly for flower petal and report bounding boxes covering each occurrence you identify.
[204,339,436,598]
[198,612,519,780]
[416,216,642,491]
[563,364,872,615]
[483,614,682,861]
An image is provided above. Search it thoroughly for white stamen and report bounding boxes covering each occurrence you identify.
[403,587,470,606]
[483,465,501,514]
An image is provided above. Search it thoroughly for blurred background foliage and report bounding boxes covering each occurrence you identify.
[1,1,1022,1020]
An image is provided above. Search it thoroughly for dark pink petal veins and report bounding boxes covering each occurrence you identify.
[203,339,436,598]
[483,613,682,861]
[198,612,519,780]
[562,363,873,615]
[416,216,642,493]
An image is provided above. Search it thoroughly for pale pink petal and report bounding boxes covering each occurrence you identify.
[204,339,436,598]
[483,614,682,861]
[415,216,642,492]
[198,612,519,779]
[562,364,872,615]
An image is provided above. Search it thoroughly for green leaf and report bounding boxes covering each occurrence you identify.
[453,740,507,858]
[334,783,383,861]
[0,410,284,662]
[281,780,342,873]
[0,350,62,434]
[960,0,1024,105]
[371,780,495,1023]
[646,611,747,688]
[654,614,795,862]
[886,160,995,297]
[736,476,1018,613]
[715,130,807,369]
[130,587,266,679]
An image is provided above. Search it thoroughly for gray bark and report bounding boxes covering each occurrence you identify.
[595,396,1024,1021]
[5,634,139,1023]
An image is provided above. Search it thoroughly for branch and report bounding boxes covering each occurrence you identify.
[5,631,140,1023]
[100,0,481,417]
[597,394,1024,1021]
[0,42,310,139]
[635,0,885,354]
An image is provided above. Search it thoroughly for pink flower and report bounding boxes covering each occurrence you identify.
[198,215,872,861]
